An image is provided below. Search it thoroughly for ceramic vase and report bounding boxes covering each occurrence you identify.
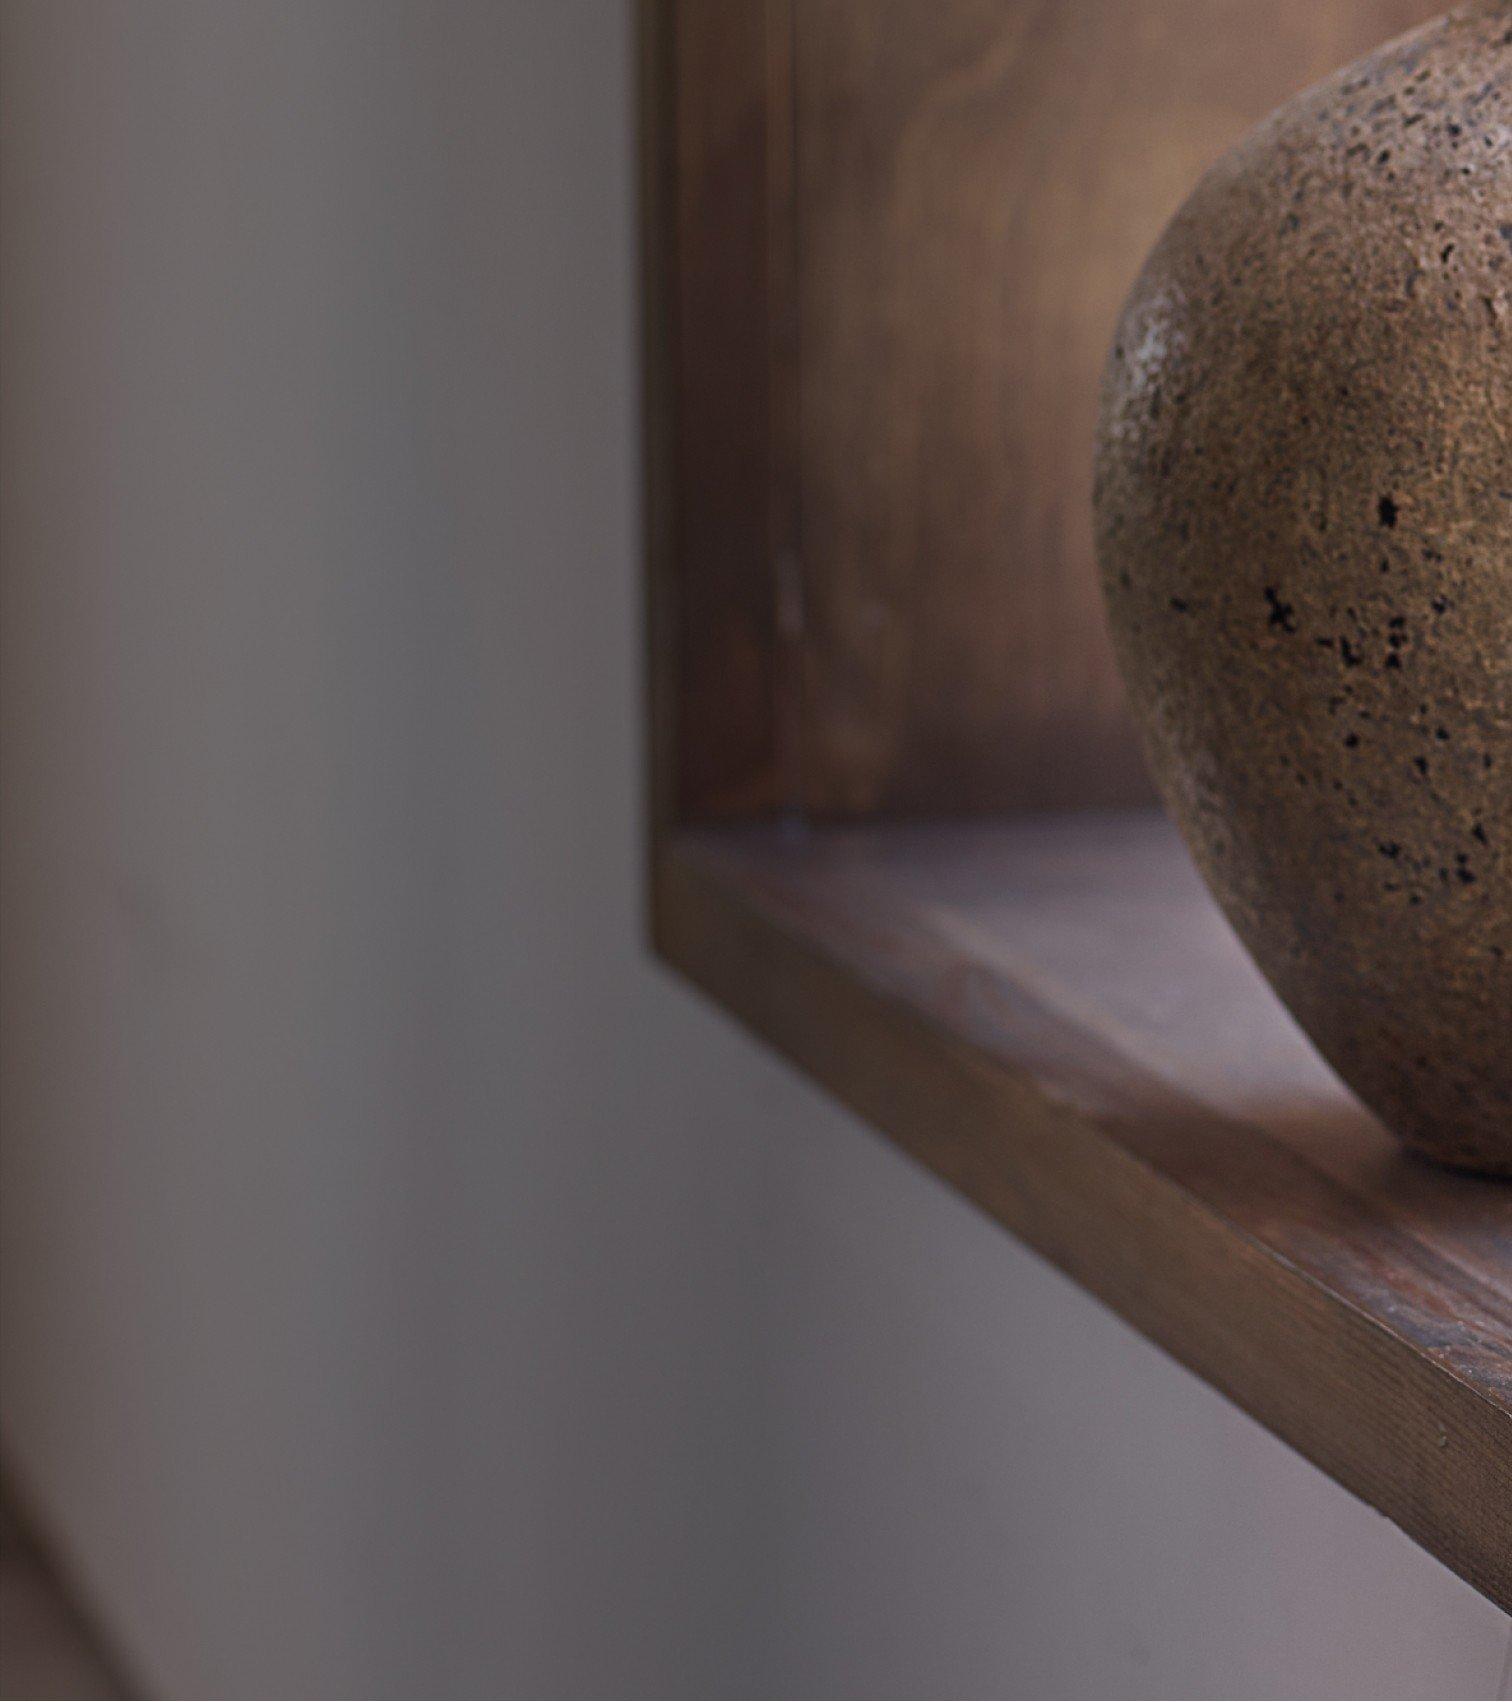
[1095,1,1511,1173]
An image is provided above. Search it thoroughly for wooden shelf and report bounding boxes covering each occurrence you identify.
[653,810,1512,1610]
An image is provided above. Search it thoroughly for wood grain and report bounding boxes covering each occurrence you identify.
[792,0,1441,814]
[654,814,1512,1610]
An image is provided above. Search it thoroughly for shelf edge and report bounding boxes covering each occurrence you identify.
[653,833,1512,1613]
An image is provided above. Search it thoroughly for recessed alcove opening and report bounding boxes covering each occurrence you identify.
[641,0,1510,1611]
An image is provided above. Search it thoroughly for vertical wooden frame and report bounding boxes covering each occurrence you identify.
[642,0,795,834]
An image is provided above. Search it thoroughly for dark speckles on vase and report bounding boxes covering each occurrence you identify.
[1095,1,1512,1175]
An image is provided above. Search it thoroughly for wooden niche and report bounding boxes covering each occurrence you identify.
[642,0,1510,1614]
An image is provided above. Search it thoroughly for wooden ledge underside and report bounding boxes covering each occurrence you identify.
[654,810,1512,1610]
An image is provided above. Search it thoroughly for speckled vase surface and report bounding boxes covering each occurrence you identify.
[1095,1,1511,1174]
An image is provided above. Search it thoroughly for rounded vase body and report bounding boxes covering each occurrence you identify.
[1095,2,1512,1173]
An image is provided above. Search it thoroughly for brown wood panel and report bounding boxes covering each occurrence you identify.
[654,813,1512,1609]
[645,0,795,823]
[793,0,1441,815]
[640,0,680,832]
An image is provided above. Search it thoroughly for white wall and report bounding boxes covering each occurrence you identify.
[1,3,1507,1696]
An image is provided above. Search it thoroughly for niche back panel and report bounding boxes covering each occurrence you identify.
[650,0,1441,822]
[790,0,1439,815]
